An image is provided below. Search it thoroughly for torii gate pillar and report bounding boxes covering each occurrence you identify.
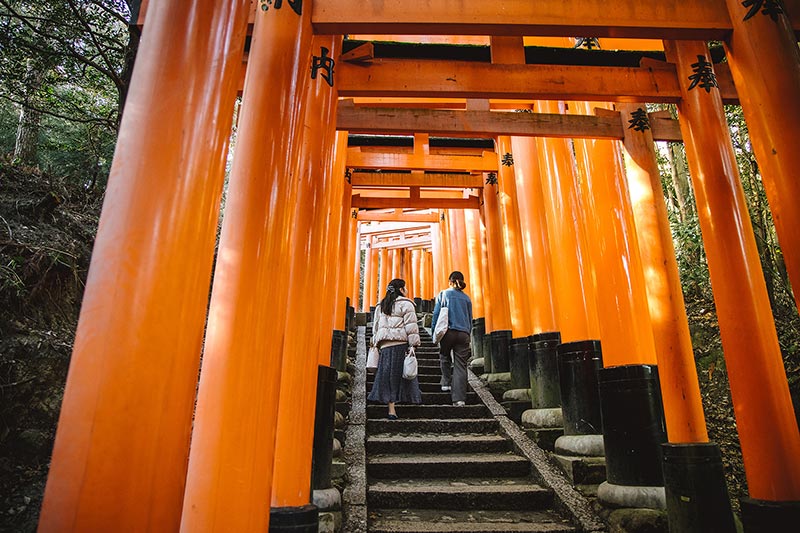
[665,40,800,523]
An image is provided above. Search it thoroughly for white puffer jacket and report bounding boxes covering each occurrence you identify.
[372,297,421,349]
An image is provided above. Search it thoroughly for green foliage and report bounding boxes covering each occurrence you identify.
[0,0,135,186]
[0,0,133,126]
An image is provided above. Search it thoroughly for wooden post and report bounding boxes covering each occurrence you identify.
[477,216,494,333]
[177,2,317,530]
[402,248,413,293]
[441,211,454,283]
[464,208,486,318]
[450,208,471,286]
[363,237,376,311]
[379,248,390,300]
[272,34,342,509]
[38,0,251,530]
[333,132,352,332]
[419,250,429,299]
[535,100,600,342]
[722,0,800,311]
[430,224,443,291]
[617,101,708,443]
[665,39,800,501]
[351,221,362,312]
[391,247,401,280]
[369,244,380,309]
[411,249,421,299]
[510,136,557,334]
[426,250,435,298]
[483,175,513,331]
[570,101,657,367]
[496,135,534,338]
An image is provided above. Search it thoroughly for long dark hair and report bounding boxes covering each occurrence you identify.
[379,278,406,315]
[449,271,466,291]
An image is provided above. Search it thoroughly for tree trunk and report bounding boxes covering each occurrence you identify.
[13,104,41,165]
[667,143,693,224]
[13,60,46,166]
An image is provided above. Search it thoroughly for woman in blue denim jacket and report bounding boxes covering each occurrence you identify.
[432,271,473,406]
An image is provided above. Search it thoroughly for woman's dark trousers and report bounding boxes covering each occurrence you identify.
[439,329,471,403]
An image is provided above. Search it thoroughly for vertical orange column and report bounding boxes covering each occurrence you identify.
[419,250,429,299]
[441,211,454,282]
[363,239,375,311]
[535,101,599,342]
[385,249,395,282]
[411,249,422,298]
[272,34,341,508]
[479,208,494,332]
[665,40,800,501]
[332,132,351,332]
[618,102,708,443]
[351,221,362,311]
[38,0,250,530]
[379,248,390,299]
[178,2,316,530]
[334,135,355,330]
[570,101,657,367]
[510,136,557,334]
[391,247,402,280]
[450,208,470,284]
[430,224,443,291]
[368,245,380,309]
[723,1,800,311]
[426,248,434,298]
[483,175,513,331]
[464,208,486,318]
[402,248,413,293]
[496,136,533,337]
[396,248,405,284]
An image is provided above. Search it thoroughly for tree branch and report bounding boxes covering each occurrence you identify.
[65,0,120,86]
[0,92,116,130]
[91,0,130,26]
[0,0,122,88]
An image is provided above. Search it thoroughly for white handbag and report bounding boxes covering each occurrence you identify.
[433,306,449,344]
[366,345,380,369]
[402,348,418,380]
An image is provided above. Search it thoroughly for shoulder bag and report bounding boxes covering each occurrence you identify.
[433,293,449,344]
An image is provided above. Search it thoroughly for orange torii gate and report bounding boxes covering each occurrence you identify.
[39,1,800,532]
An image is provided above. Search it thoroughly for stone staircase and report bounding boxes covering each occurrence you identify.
[364,326,579,533]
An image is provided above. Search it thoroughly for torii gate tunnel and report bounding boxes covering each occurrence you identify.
[38,1,800,532]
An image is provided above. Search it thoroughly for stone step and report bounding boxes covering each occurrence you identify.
[418,382,454,393]
[418,391,480,404]
[367,453,530,479]
[367,418,499,435]
[367,434,512,455]
[368,478,553,510]
[368,508,577,533]
[369,358,442,378]
[367,373,443,384]
[552,455,607,485]
[366,404,490,420]
[366,391,480,405]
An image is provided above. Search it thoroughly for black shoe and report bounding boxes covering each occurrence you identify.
[387,414,398,420]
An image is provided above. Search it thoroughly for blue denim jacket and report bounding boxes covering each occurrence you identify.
[432,288,473,334]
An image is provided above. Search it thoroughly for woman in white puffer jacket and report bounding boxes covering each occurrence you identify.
[368,278,422,419]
